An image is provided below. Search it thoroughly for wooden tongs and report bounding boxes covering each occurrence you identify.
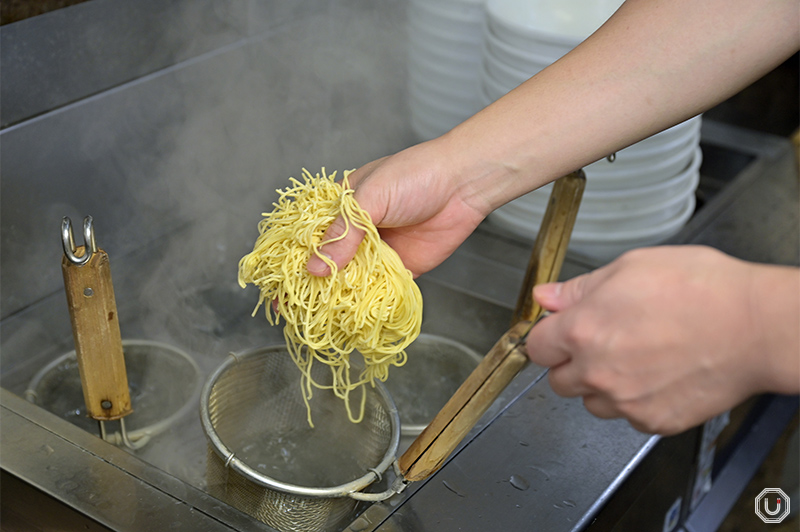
[61,216,136,446]
[398,170,585,483]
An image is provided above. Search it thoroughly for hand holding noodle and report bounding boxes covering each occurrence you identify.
[238,168,422,426]
[299,0,799,436]
[306,146,490,279]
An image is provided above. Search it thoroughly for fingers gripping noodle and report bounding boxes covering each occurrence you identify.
[238,168,423,426]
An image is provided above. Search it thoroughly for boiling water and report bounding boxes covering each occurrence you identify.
[30,343,200,435]
[211,350,394,489]
[236,419,374,488]
[384,334,480,427]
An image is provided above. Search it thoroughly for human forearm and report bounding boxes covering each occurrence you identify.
[307,0,799,279]
[447,0,800,213]
[749,263,800,395]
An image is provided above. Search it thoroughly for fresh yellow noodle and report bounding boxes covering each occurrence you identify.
[238,168,423,426]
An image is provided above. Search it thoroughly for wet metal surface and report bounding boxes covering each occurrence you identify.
[1,123,797,531]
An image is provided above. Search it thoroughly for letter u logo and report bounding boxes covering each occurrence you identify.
[764,498,782,516]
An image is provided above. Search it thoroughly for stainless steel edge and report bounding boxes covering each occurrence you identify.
[0,388,276,532]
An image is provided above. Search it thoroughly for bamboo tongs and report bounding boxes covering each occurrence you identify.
[61,216,137,447]
[398,170,586,483]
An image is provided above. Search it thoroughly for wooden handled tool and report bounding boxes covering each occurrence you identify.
[61,216,132,421]
[398,170,585,482]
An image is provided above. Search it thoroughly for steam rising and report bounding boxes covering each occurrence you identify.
[0,1,415,488]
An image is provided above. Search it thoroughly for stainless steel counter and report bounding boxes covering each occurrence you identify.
[2,121,798,531]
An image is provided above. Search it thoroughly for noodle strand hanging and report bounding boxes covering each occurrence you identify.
[238,168,423,426]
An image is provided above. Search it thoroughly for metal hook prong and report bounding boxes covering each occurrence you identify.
[62,216,96,265]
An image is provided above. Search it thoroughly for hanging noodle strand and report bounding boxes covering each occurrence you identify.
[238,168,423,426]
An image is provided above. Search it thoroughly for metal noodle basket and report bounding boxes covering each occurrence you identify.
[200,346,400,532]
[26,339,201,449]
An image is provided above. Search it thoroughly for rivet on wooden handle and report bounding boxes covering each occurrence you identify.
[62,246,132,421]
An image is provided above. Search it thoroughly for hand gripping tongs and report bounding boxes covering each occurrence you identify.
[395,170,585,486]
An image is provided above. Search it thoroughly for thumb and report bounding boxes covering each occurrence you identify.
[306,160,388,277]
[306,215,366,276]
[533,274,590,312]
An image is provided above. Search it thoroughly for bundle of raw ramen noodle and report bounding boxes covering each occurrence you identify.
[238,168,422,426]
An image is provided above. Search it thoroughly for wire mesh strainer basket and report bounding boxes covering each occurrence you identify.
[200,346,400,532]
[25,339,201,449]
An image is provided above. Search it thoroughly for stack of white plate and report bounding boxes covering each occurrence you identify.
[407,0,488,141]
[482,0,702,262]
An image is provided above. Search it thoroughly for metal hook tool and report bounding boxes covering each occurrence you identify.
[62,216,96,266]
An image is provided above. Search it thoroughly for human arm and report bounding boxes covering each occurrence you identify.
[307,0,800,277]
[525,246,800,435]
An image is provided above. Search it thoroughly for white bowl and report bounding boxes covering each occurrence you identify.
[488,192,694,261]
[408,23,486,64]
[408,68,481,103]
[479,61,519,99]
[409,77,481,115]
[580,130,700,188]
[515,147,702,212]
[569,197,694,261]
[626,115,702,154]
[503,178,695,233]
[408,78,482,116]
[408,44,483,87]
[483,53,538,88]
[486,17,575,60]
[584,143,701,187]
[408,9,486,49]
[411,113,449,141]
[410,0,487,26]
[409,90,475,134]
[421,0,486,7]
[477,80,495,106]
[483,25,563,72]
[408,16,484,49]
[408,36,481,75]
[487,0,622,44]
[418,0,486,6]
[408,46,483,97]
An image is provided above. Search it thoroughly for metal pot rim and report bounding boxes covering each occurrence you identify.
[200,344,401,499]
